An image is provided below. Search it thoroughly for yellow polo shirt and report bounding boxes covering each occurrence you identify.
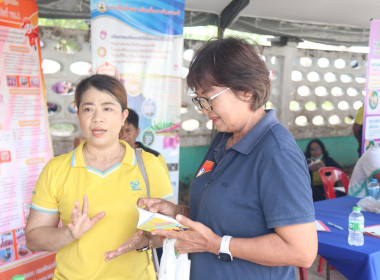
[31,140,173,280]
[354,106,364,125]
[157,154,170,178]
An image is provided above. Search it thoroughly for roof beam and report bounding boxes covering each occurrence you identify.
[218,0,250,38]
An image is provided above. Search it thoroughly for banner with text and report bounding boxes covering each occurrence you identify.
[91,0,184,201]
[0,0,55,278]
[362,19,380,153]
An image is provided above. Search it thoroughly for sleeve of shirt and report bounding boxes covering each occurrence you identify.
[348,156,366,197]
[348,148,380,197]
[348,177,366,198]
[31,159,59,213]
[143,151,174,201]
[259,148,315,228]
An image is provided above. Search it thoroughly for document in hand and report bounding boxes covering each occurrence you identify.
[308,159,323,171]
[136,207,189,232]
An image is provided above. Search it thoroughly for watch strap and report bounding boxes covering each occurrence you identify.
[220,235,232,253]
[218,235,233,261]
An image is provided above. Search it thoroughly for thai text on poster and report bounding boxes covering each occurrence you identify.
[91,0,185,202]
[0,0,55,278]
[362,19,380,153]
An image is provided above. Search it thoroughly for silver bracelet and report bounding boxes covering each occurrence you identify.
[136,245,150,252]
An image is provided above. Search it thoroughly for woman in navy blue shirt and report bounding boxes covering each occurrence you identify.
[138,37,317,280]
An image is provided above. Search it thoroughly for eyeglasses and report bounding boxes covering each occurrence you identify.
[192,87,230,112]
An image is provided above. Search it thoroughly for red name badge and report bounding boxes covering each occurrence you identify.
[196,160,214,177]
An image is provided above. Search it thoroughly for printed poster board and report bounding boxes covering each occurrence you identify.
[362,19,380,153]
[0,0,55,278]
[91,0,185,202]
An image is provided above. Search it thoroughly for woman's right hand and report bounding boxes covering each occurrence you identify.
[67,194,105,240]
[104,230,149,262]
[25,194,105,252]
[137,198,178,218]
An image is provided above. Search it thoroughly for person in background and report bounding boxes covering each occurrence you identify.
[353,105,364,157]
[51,81,75,95]
[25,74,173,279]
[137,37,317,280]
[304,139,343,201]
[349,145,380,197]
[73,135,86,149]
[120,108,169,177]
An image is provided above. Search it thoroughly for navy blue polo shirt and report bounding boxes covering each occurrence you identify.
[189,110,315,280]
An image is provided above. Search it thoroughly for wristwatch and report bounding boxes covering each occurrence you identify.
[218,235,233,262]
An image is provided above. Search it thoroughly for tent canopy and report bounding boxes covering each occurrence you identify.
[36,0,380,46]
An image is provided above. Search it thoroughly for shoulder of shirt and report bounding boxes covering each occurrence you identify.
[265,123,294,147]
[261,123,305,160]
[138,147,160,163]
[362,146,380,159]
[42,151,73,173]
[46,151,73,166]
[358,106,364,113]
[138,149,165,172]
[136,142,160,157]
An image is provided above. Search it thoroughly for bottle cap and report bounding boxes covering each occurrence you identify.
[353,206,361,211]
[12,276,25,280]
[370,178,378,182]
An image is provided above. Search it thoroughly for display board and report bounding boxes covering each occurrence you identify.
[362,19,380,153]
[91,0,185,201]
[0,0,55,278]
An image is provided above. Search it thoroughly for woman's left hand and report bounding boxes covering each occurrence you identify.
[104,230,149,262]
[152,215,221,255]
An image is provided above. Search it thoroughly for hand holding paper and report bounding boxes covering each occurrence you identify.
[308,159,324,172]
[136,207,189,232]
[152,214,221,255]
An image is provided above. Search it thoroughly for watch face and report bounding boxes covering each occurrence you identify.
[218,252,232,262]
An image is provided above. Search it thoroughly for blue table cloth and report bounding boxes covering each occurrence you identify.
[314,196,380,280]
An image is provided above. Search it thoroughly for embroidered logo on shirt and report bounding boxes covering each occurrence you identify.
[130,180,142,191]
[196,160,214,177]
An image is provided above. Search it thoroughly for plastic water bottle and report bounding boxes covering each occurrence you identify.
[348,206,364,246]
[367,178,380,199]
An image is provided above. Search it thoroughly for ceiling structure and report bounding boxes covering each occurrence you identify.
[186,0,378,29]
[35,0,380,46]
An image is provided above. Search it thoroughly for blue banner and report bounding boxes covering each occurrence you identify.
[91,0,184,36]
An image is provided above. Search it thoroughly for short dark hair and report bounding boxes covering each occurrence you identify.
[187,37,270,111]
[75,74,127,111]
[126,108,139,128]
[304,139,330,158]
